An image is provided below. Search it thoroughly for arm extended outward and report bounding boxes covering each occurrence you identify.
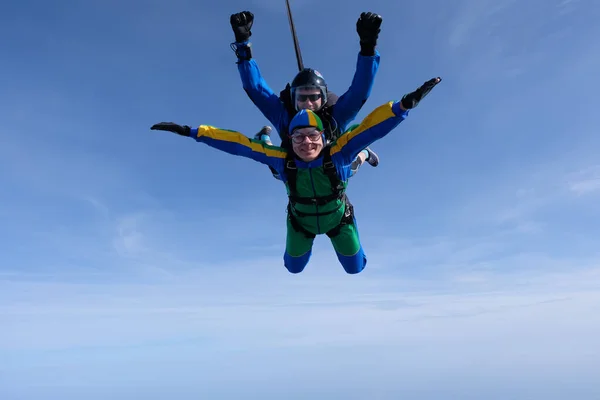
[149,122,287,172]
[230,11,289,135]
[236,56,289,134]
[330,77,442,165]
[331,51,380,130]
[330,12,383,130]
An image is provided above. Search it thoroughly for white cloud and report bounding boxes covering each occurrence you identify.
[113,213,148,256]
[447,0,519,49]
[565,165,600,196]
[569,178,600,195]
[2,225,599,352]
[0,280,597,376]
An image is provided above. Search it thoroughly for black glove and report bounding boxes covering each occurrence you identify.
[230,11,254,43]
[401,77,442,109]
[356,12,382,56]
[150,122,191,137]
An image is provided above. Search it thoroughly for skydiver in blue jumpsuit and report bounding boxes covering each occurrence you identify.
[229,10,383,179]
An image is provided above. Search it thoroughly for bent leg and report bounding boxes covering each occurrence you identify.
[329,217,367,274]
[344,124,379,176]
[254,125,273,145]
[254,126,282,181]
[350,148,380,177]
[350,150,368,177]
[283,218,315,274]
[364,146,379,167]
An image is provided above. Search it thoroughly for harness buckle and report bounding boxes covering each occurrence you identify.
[286,160,297,169]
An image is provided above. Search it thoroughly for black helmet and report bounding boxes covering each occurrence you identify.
[290,68,328,111]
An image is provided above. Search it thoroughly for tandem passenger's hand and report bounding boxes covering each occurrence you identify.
[150,122,191,137]
[400,77,442,110]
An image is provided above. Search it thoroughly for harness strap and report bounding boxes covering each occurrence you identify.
[292,197,345,217]
[268,166,278,175]
[287,203,316,239]
[286,195,355,239]
[318,106,340,141]
[283,147,347,237]
[325,196,355,238]
[289,191,343,206]
[285,157,297,188]
[322,150,344,192]
[285,148,342,198]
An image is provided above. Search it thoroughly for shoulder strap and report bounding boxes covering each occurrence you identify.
[317,107,340,142]
[279,84,297,135]
[284,151,298,195]
[326,91,339,106]
[285,148,344,209]
[322,146,343,192]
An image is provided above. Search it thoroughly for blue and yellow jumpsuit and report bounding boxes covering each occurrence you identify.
[187,101,409,274]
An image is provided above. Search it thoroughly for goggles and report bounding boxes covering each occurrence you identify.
[295,93,322,102]
[289,129,323,144]
[292,84,327,110]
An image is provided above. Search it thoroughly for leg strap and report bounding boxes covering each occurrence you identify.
[326,196,354,238]
[287,203,316,239]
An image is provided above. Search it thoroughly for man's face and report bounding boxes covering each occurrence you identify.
[295,86,323,111]
[290,127,324,162]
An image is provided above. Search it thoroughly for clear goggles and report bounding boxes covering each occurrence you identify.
[289,129,323,144]
[292,85,327,109]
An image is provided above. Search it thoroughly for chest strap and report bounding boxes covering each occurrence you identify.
[285,147,343,206]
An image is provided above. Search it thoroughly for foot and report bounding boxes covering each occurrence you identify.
[254,125,273,144]
[364,147,379,167]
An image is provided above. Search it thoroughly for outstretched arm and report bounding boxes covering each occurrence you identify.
[236,56,289,132]
[331,12,383,130]
[330,77,442,165]
[331,101,407,165]
[230,11,289,134]
[331,51,380,129]
[150,122,286,172]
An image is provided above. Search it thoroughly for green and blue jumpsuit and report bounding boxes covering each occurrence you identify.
[186,101,409,274]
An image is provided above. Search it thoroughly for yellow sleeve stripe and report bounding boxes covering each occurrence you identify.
[197,125,287,159]
[330,102,396,156]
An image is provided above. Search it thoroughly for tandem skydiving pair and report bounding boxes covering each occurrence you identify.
[151,77,441,274]
[151,9,442,274]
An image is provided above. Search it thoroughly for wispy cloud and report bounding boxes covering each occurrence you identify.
[565,165,600,196]
[2,256,599,353]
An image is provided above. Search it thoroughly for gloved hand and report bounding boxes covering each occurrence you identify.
[356,12,382,56]
[230,11,254,43]
[401,77,442,109]
[150,122,191,137]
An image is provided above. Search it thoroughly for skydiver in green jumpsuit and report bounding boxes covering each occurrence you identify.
[150,77,441,274]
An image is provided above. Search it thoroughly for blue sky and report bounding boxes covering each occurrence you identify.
[1,0,600,398]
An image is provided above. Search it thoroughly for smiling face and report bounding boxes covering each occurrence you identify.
[290,127,324,162]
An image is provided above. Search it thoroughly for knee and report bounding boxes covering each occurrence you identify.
[284,250,312,274]
[336,248,367,274]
